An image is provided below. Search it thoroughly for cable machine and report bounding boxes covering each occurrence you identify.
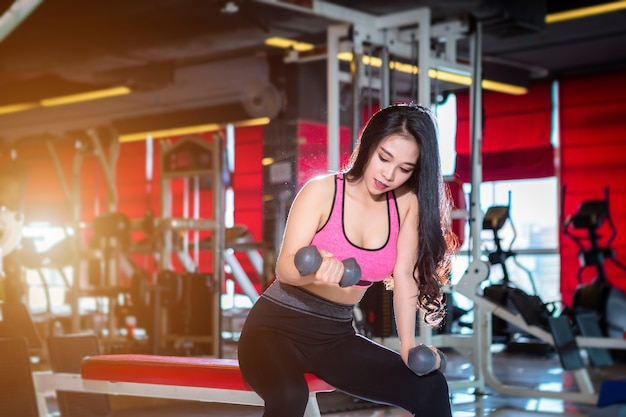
[158,134,225,357]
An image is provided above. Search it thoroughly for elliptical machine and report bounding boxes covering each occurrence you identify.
[481,192,553,350]
[561,186,626,340]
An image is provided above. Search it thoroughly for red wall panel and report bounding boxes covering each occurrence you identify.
[297,120,352,189]
[455,82,554,182]
[559,70,626,304]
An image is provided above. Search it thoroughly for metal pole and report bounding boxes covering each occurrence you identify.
[380,32,391,108]
[0,0,43,42]
[417,8,431,107]
[351,44,362,150]
[327,24,349,172]
[87,129,118,211]
[468,19,486,392]
[212,133,225,358]
[70,147,84,333]
[469,22,484,262]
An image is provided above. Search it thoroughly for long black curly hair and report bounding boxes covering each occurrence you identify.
[344,103,457,327]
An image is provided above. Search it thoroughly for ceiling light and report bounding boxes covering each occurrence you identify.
[339,53,527,95]
[546,0,626,23]
[0,102,39,115]
[119,123,220,143]
[265,37,314,52]
[480,79,528,95]
[363,55,382,68]
[118,117,270,143]
[390,61,417,74]
[40,86,131,107]
[0,85,132,116]
[428,69,471,86]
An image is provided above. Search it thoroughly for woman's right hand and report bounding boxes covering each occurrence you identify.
[314,249,345,286]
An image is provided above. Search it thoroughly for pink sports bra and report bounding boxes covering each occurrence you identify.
[309,174,400,288]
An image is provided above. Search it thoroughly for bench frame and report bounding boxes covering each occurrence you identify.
[33,355,333,417]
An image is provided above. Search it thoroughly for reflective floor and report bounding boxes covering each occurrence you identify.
[57,343,625,417]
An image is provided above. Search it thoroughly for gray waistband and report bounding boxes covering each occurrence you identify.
[262,281,354,322]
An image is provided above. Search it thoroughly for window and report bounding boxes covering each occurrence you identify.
[433,94,457,177]
[435,93,561,315]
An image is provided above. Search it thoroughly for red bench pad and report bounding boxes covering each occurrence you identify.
[81,354,334,393]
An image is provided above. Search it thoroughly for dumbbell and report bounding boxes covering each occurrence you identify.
[294,245,362,287]
[407,344,447,376]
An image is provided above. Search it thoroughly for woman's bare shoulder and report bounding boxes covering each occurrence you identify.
[298,173,336,198]
[287,173,337,234]
[393,184,418,219]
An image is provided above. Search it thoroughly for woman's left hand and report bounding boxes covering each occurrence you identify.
[383,275,394,291]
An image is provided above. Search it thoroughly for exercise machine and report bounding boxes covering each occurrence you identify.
[0,162,43,354]
[562,186,626,348]
[481,192,550,347]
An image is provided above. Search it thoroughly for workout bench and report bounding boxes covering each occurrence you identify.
[33,354,335,417]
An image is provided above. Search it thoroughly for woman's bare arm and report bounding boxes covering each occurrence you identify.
[275,175,345,287]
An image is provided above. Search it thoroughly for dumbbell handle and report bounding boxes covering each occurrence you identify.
[294,245,362,287]
[407,344,447,376]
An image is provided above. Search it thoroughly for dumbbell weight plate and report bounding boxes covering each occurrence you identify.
[339,258,362,287]
[294,245,323,276]
[407,344,439,376]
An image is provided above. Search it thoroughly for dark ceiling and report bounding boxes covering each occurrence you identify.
[1,0,625,145]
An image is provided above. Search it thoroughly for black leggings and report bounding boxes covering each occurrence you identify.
[237,286,452,417]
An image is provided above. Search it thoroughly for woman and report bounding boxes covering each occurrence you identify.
[238,103,457,417]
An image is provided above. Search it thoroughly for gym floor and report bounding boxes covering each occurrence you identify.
[46,342,626,417]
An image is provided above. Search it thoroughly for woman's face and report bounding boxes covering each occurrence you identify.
[364,134,419,195]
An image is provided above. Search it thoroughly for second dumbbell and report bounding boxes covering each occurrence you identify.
[294,245,362,287]
[406,344,447,376]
